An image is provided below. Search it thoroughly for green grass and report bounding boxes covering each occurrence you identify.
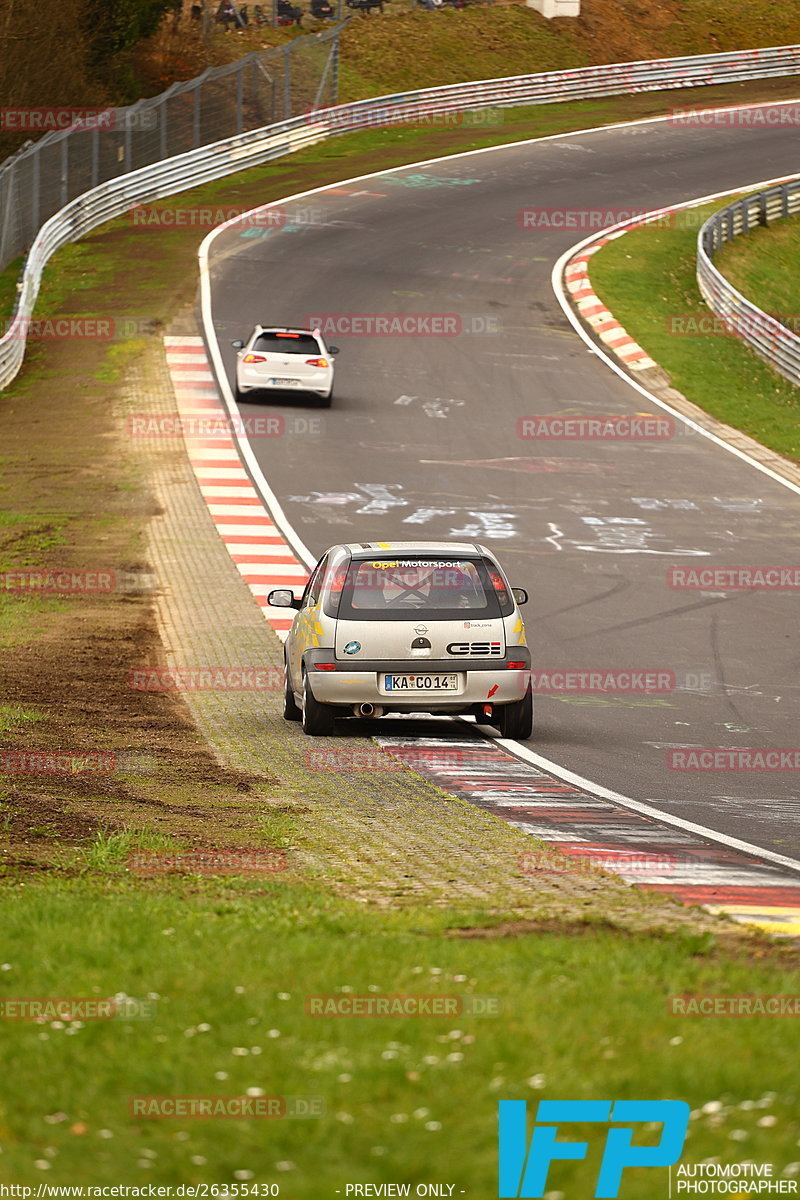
[0,703,44,734]
[589,201,800,461]
[716,209,800,319]
[0,510,69,567]
[0,593,70,649]
[0,879,798,1190]
[178,1,800,108]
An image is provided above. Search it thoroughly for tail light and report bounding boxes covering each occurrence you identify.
[305,358,329,368]
[506,661,527,669]
[313,662,337,671]
[242,353,267,363]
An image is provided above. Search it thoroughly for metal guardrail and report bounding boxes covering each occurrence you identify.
[697,179,800,386]
[4,42,800,391]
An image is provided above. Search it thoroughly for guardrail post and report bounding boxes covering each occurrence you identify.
[284,44,292,120]
[193,84,202,149]
[91,126,99,188]
[330,30,340,104]
[160,102,168,159]
[782,182,789,218]
[758,192,768,227]
[60,137,68,208]
[124,117,133,173]
[236,61,244,135]
[31,149,40,234]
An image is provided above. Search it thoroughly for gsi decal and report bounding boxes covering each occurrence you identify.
[498,1099,690,1198]
[447,642,503,656]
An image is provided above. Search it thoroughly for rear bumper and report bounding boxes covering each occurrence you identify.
[237,367,332,396]
[302,648,530,708]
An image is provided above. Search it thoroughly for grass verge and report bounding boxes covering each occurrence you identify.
[0,879,798,1190]
[715,208,800,320]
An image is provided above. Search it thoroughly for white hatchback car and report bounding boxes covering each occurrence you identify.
[269,542,532,738]
[231,326,338,406]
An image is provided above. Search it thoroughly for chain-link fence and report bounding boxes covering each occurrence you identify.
[0,22,345,272]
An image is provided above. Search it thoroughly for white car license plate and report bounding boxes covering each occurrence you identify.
[271,377,300,386]
[383,673,459,692]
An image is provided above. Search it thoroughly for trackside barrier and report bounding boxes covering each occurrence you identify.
[4,43,800,389]
[697,178,800,386]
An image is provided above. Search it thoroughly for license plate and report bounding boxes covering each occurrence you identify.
[383,673,459,692]
[271,377,300,386]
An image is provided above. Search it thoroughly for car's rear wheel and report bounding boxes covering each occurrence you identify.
[283,661,301,721]
[496,688,533,740]
[301,672,335,736]
[318,389,333,408]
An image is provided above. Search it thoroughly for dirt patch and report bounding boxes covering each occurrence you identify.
[0,297,278,874]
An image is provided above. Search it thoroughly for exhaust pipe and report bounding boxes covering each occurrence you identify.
[355,703,383,718]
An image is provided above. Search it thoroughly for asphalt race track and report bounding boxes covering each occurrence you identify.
[204,109,800,862]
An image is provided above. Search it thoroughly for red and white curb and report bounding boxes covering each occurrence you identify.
[378,734,800,937]
[564,234,658,371]
[163,335,309,639]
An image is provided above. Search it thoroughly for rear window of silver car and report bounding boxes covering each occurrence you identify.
[253,332,321,354]
[324,557,514,621]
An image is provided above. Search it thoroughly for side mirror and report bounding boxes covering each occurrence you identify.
[512,587,528,606]
[328,345,340,355]
[268,588,300,609]
[231,339,244,349]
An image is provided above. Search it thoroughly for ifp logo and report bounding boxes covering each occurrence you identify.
[498,1100,690,1198]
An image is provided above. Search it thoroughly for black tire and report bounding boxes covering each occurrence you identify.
[301,672,335,736]
[283,661,301,721]
[318,389,333,408]
[496,688,533,740]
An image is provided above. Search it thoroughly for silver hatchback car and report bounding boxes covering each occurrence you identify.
[268,541,532,738]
